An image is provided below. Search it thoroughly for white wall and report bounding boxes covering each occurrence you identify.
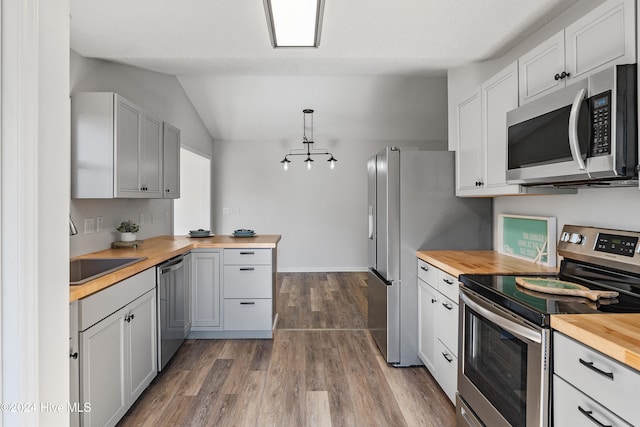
[447,0,640,245]
[69,51,214,256]
[179,75,449,271]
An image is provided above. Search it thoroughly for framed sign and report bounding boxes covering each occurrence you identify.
[497,214,557,267]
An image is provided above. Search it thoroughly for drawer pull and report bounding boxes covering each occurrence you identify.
[420,265,429,272]
[240,302,256,305]
[441,352,453,363]
[442,302,453,311]
[240,251,255,255]
[442,278,454,285]
[239,267,255,271]
[578,406,612,427]
[579,358,614,380]
[431,299,437,304]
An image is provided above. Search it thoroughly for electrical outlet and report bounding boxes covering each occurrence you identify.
[96,217,104,233]
[84,217,96,235]
[232,207,240,215]
[223,207,230,215]
[139,213,145,225]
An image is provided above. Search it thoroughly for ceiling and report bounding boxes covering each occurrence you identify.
[70,0,578,77]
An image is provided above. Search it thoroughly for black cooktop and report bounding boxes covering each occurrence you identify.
[459,272,640,327]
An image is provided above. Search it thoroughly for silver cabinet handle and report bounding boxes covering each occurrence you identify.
[568,87,587,171]
[442,278,454,285]
[239,267,255,271]
[420,265,429,272]
[240,251,255,255]
[240,302,255,305]
[442,302,453,311]
[442,352,453,363]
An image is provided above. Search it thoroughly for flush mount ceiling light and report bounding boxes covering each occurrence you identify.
[263,0,325,48]
[281,109,337,171]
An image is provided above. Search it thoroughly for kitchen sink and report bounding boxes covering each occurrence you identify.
[70,257,147,285]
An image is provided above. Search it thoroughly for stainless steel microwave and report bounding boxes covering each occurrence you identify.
[506,64,637,187]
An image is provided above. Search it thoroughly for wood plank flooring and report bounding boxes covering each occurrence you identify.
[117,272,455,427]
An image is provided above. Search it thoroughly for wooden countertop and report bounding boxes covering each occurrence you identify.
[552,314,640,372]
[70,235,281,302]
[416,250,558,277]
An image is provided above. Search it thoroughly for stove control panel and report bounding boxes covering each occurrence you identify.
[558,225,640,274]
[595,233,638,257]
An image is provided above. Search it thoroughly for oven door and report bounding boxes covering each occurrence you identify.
[458,287,550,427]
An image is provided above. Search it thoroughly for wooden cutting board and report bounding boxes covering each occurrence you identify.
[515,277,618,301]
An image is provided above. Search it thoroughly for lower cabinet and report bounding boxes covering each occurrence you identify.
[189,248,275,338]
[417,258,459,404]
[77,268,157,427]
[553,332,640,426]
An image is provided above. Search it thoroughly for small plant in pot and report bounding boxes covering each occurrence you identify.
[116,220,140,242]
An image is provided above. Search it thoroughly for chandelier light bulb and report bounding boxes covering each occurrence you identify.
[283,161,289,171]
[307,160,312,170]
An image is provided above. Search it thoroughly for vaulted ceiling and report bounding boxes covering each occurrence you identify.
[70,0,577,77]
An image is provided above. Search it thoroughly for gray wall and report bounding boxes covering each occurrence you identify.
[179,75,449,271]
[446,0,640,245]
[69,51,214,257]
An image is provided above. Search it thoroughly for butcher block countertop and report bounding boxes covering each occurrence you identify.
[552,314,640,372]
[416,250,558,278]
[70,235,281,302]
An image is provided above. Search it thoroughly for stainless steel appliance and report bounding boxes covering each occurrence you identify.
[506,64,637,187]
[157,254,189,371]
[457,224,640,427]
[367,147,492,366]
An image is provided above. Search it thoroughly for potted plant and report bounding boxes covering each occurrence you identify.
[116,220,140,242]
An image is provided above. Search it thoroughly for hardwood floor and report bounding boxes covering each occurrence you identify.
[118,272,455,426]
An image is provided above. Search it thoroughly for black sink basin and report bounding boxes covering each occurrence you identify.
[70,257,147,285]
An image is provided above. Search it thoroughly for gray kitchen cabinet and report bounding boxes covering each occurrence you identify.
[78,268,157,427]
[71,92,165,199]
[189,249,223,333]
[222,248,274,338]
[183,252,192,337]
[417,259,458,404]
[553,332,639,426]
[519,0,635,104]
[162,122,181,199]
[69,302,80,427]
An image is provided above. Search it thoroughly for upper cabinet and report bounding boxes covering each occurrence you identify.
[71,92,180,199]
[162,122,181,199]
[456,63,544,197]
[519,0,636,104]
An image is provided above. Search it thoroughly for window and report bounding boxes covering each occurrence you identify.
[173,148,211,235]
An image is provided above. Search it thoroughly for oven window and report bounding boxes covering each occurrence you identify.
[464,306,528,427]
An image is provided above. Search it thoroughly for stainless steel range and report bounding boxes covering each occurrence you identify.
[456,224,640,427]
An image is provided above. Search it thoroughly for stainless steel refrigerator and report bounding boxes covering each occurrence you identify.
[367,147,492,366]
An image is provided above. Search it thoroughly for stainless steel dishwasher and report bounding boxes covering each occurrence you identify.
[157,254,189,371]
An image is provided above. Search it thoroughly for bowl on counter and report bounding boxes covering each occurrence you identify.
[232,229,255,237]
[189,229,213,237]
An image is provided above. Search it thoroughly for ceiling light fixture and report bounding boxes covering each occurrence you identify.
[263,0,325,48]
[281,109,337,171]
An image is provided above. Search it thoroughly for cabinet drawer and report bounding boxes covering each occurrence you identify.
[223,265,272,298]
[436,294,458,356]
[436,339,457,405]
[224,249,271,265]
[554,375,631,427]
[554,332,640,426]
[437,270,459,302]
[223,299,272,330]
[417,259,437,285]
[79,268,155,331]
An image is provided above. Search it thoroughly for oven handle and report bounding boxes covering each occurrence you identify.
[460,289,542,344]
[568,87,587,171]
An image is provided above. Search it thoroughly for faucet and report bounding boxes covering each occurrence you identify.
[69,215,78,236]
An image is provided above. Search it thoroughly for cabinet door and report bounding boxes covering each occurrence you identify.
[565,0,635,82]
[140,114,163,198]
[455,89,483,193]
[80,308,127,427]
[163,122,181,198]
[435,339,457,405]
[69,302,80,427]
[436,295,458,356]
[127,290,157,403]
[482,61,520,191]
[518,31,565,104]
[191,251,222,328]
[115,97,143,197]
[418,279,438,375]
[183,253,192,337]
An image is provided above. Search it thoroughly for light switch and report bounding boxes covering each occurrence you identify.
[84,218,96,235]
[96,217,104,233]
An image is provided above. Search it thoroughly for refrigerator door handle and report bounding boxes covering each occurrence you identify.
[368,213,374,239]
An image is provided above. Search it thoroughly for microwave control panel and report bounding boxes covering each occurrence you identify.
[590,90,611,157]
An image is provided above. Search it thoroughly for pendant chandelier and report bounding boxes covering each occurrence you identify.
[281,109,337,171]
